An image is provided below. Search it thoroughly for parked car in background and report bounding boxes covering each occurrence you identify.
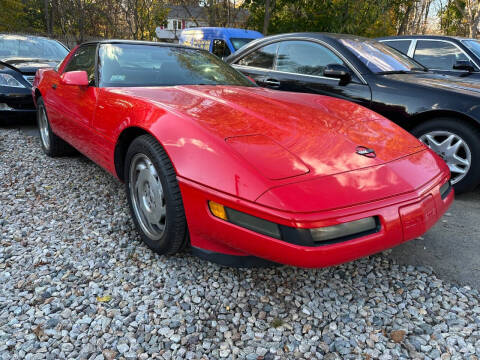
[0,34,69,120]
[377,35,480,79]
[179,27,263,58]
[32,40,453,267]
[226,33,480,193]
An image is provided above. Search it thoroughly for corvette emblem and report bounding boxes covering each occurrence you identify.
[356,146,376,158]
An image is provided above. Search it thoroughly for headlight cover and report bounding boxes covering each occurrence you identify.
[310,217,378,243]
[0,73,26,88]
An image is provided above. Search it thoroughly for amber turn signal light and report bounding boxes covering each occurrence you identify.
[208,201,228,220]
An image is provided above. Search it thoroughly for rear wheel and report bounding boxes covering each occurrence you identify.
[36,97,73,157]
[125,135,188,254]
[412,118,480,194]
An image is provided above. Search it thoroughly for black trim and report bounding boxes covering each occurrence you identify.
[440,180,452,200]
[190,247,276,268]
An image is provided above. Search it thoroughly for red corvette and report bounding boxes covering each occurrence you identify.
[32,40,453,268]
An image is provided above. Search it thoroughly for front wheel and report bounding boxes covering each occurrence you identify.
[412,118,480,194]
[124,135,188,255]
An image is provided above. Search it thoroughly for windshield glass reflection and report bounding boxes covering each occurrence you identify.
[340,38,425,73]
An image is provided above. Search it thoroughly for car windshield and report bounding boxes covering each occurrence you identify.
[462,39,480,59]
[230,38,255,51]
[98,43,254,87]
[0,34,68,61]
[339,38,426,74]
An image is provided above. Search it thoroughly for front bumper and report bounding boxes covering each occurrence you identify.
[0,87,36,119]
[179,172,453,268]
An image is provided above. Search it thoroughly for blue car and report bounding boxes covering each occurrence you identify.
[179,27,263,58]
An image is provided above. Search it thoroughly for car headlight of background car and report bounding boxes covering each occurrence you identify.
[0,74,26,88]
[208,201,379,245]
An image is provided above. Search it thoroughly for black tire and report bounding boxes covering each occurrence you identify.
[411,117,480,194]
[124,134,188,255]
[36,97,74,157]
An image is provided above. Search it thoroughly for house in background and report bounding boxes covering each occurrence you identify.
[155,5,250,42]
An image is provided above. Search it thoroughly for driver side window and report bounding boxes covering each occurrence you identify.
[63,45,97,86]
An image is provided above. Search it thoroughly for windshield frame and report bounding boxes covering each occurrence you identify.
[339,38,428,74]
[462,39,480,61]
[0,34,69,61]
[97,42,256,88]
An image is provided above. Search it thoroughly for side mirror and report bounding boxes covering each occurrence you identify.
[453,60,475,72]
[323,64,352,84]
[61,70,89,86]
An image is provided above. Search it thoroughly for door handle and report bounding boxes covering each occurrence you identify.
[264,78,280,88]
[52,84,57,90]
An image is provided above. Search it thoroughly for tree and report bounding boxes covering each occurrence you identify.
[455,0,480,37]
[0,0,26,32]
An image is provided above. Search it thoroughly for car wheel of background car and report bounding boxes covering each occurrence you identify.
[125,134,188,255]
[412,118,480,194]
[36,97,74,157]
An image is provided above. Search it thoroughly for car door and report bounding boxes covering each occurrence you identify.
[231,42,278,87]
[413,39,478,76]
[52,44,99,155]
[267,40,371,107]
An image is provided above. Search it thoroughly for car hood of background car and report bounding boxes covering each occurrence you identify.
[114,85,426,182]
[379,71,480,97]
[0,58,59,74]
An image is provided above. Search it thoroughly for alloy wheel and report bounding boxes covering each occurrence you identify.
[38,105,50,150]
[129,153,167,240]
[419,130,471,185]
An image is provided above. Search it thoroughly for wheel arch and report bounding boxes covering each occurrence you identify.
[114,126,151,182]
[405,110,480,132]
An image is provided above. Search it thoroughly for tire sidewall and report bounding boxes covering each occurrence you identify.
[412,118,480,193]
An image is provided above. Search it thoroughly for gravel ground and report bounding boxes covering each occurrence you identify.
[1,127,480,360]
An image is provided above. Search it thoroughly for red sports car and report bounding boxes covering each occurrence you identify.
[32,40,453,268]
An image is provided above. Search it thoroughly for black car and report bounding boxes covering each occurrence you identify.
[0,34,69,120]
[377,35,480,79]
[226,33,480,193]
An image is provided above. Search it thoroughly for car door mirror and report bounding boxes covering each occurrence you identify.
[453,60,475,72]
[323,64,352,84]
[61,70,89,86]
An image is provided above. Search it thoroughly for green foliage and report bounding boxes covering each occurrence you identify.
[0,0,26,32]
[439,0,468,36]
[243,0,413,37]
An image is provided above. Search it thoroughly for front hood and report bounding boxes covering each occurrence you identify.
[112,85,424,179]
[0,58,59,74]
[380,71,480,96]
